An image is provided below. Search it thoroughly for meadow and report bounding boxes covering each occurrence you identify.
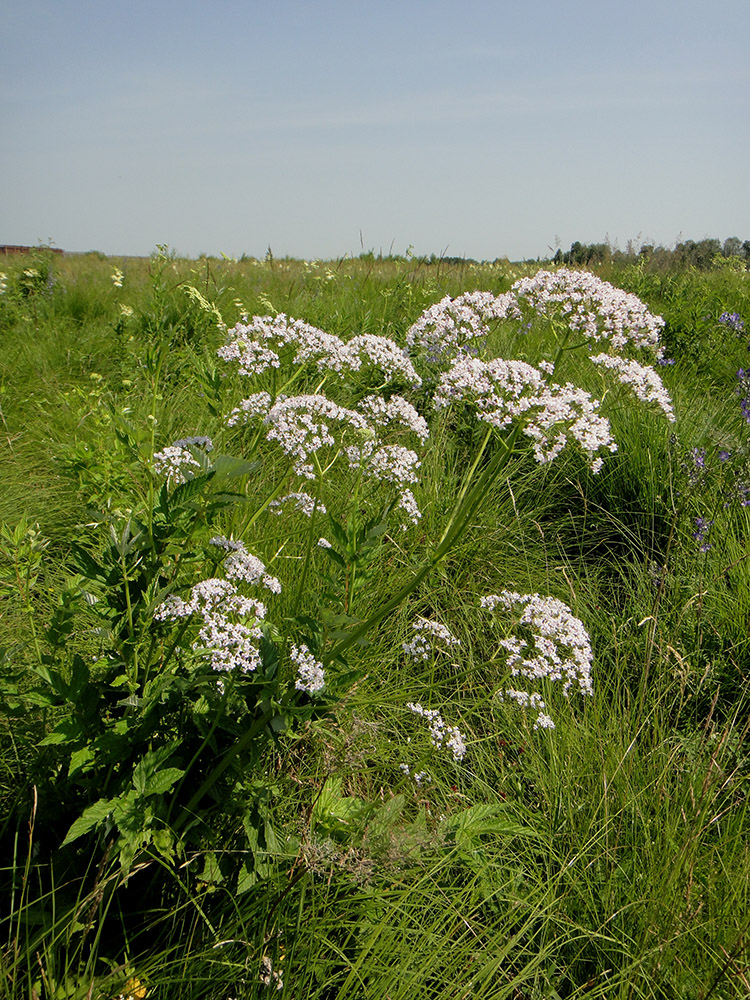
[1,246,749,1000]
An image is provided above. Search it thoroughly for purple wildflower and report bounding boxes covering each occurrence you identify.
[718,312,746,334]
[692,517,713,552]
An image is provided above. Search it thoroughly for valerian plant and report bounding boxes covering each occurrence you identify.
[4,267,678,907]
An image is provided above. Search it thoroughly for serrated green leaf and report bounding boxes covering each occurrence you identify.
[145,767,184,796]
[68,746,95,777]
[61,798,114,846]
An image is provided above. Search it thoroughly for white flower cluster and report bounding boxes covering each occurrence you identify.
[406,702,467,762]
[291,643,325,694]
[209,536,282,593]
[111,267,124,288]
[155,578,266,675]
[226,392,273,427]
[345,334,422,386]
[397,489,422,526]
[262,394,369,479]
[347,441,421,486]
[268,491,326,517]
[497,689,555,730]
[511,269,666,358]
[0,272,8,295]
[590,353,676,422]
[356,394,430,443]
[219,314,420,385]
[399,762,432,785]
[153,437,213,486]
[481,590,593,697]
[434,356,548,422]
[228,390,427,524]
[403,618,461,661]
[406,291,520,365]
[522,383,618,473]
[434,357,617,473]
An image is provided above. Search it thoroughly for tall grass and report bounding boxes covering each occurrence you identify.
[1,248,749,999]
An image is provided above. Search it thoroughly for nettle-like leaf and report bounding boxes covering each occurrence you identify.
[61,797,116,847]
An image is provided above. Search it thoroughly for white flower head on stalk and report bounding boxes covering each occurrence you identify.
[269,491,326,517]
[434,357,616,473]
[345,335,422,387]
[498,688,555,730]
[481,590,593,702]
[397,488,422,527]
[153,437,213,486]
[356,394,430,443]
[407,291,520,367]
[434,356,548,422]
[589,354,676,422]
[511,269,666,359]
[0,273,8,295]
[348,443,421,486]
[219,314,353,377]
[520,383,617,473]
[155,578,266,675]
[111,267,124,288]
[403,618,461,661]
[209,536,282,593]
[291,643,325,694]
[263,394,369,479]
[406,702,466,762]
[226,392,273,427]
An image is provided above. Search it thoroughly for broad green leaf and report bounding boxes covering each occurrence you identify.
[145,767,184,796]
[61,798,114,846]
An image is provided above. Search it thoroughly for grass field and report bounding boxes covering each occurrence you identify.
[1,247,749,999]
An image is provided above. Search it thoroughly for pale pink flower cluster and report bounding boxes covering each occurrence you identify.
[344,334,422,386]
[155,578,266,675]
[153,437,213,486]
[511,269,666,358]
[480,590,594,697]
[522,383,618,473]
[406,291,520,365]
[434,357,616,473]
[291,643,325,694]
[347,442,421,486]
[406,702,467,762]
[434,357,548,422]
[226,392,273,427]
[589,353,675,422]
[403,618,461,661]
[209,536,282,593]
[262,394,369,479]
[356,394,430,443]
[228,390,427,523]
[397,489,422,526]
[219,314,420,385]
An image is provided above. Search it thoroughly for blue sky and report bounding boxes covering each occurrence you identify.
[2,0,748,260]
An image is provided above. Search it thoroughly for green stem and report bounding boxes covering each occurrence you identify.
[172,707,274,833]
[323,427,520,666]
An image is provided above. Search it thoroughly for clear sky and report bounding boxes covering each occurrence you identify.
[2,0,748,261]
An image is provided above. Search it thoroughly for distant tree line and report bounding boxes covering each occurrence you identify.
[552,237,750,270]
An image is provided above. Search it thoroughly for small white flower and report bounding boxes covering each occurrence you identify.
[291,643,325,694]
[406,702,466,762]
